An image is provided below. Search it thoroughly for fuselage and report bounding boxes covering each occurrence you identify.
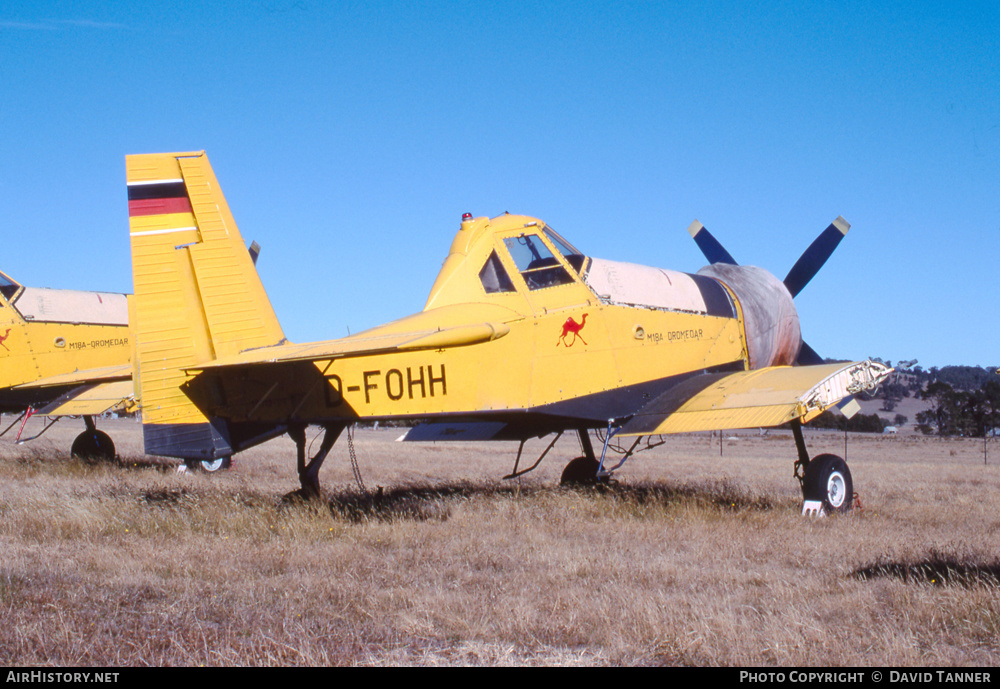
[190,214,801,433]
[0,270,130,410]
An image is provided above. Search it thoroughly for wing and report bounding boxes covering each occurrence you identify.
[397,361,891,444]
[618,360,891,435]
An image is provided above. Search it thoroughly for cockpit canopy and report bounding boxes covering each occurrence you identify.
[476,220,735,319]
[478,225,585,295]
[0,269,127,325]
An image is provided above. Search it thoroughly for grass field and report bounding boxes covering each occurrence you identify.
[2,418,999,666]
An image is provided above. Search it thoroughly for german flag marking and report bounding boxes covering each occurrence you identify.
[127,181,192,217]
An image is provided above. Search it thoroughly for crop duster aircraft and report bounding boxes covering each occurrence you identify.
[0,241,262,467]
[127,151,891,513]
[0,269,134,458]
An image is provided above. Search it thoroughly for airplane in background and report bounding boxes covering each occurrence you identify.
[0,255,261,471]
[126,150,891,514]
[0,269,133,459]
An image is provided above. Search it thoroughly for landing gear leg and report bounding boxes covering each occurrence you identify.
[289,423,346,499]
[560,429,602,485]
[791,420,811,483]
[792,419,853,514]
[71,416,115,463]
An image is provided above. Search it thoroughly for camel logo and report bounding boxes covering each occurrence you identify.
[0,328,10,351]
[557,314,588,347]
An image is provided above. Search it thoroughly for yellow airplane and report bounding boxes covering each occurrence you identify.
[127,151,891,513]
[0,269,133,458]
[0,240,262,468]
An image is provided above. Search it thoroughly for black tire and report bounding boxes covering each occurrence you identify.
[71,430,116,463]
[184,456,232,473]
[560,455,601,485]
[802,453,853,513]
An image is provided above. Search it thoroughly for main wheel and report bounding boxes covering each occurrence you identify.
[560,455,601,485]
[802,454,853,513]
[71,430,116,463]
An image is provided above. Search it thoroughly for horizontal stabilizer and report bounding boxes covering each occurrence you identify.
[188,320,511,371]
[398,421,508,442]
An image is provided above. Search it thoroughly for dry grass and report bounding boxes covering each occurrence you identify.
[2,418,1000,666]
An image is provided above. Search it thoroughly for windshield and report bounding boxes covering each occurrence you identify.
[543,226,586,273]
[503,234,575,290]
[0,271,20,300]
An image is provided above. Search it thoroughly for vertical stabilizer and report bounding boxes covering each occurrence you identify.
[127,151,285,459]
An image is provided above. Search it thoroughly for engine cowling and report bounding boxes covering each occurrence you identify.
[697,264,801,369]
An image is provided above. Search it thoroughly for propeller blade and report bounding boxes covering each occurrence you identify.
[796,340,825,366]
[782,216,850,298]
[687,220,738,265]
[687,218,850,376]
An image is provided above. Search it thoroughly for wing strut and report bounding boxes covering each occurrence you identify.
[503,431,563,480]
[16,416,61,443]
[596,419,643,479]
[599,435,642,478]
[0,406,61,443]
[0,407,32,439]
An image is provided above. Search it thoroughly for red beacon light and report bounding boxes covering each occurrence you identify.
[461,212,473,222]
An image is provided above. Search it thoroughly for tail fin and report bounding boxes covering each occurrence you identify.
[127,151,285,459]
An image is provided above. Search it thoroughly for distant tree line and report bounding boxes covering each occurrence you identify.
[916,365,1000,391]
[880,362,1000,437]
[807,410,890,433]
[915,379,1000,437]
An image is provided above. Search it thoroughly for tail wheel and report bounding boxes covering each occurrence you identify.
[802,454,853,513]
[200,456,232,472]
[71,430,116,463]
[185,456,232,473]
[560,455,602,485]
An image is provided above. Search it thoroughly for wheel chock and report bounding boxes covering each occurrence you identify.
[801,500,826,517]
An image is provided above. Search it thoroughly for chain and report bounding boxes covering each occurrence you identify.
[347,425,367,493]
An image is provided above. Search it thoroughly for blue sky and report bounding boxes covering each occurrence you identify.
[2,1,997,368]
